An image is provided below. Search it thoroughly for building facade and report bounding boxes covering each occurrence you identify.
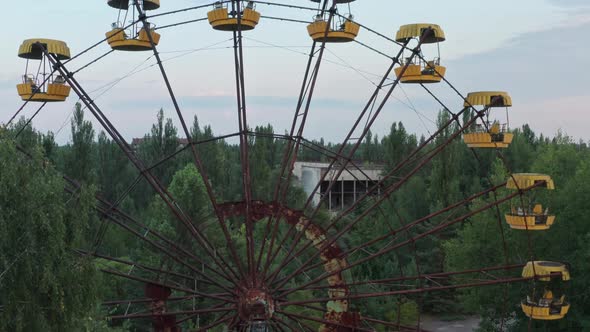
[292,161,383,212]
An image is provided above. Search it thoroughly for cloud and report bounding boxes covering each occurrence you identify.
[442,16,590,140]
[546,0,590,7]
[448,19,590,98]
[516,94,590,141]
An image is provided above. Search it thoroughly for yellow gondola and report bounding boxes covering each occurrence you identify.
[105,0,160,51]
[306,1,360,43]
[505,173,556,230]
[108,0,160,10]
[462,91,514,148]
[521,261,570,320]
[16,39,71,102]
[394,23,446,83]
[207,1,260,31]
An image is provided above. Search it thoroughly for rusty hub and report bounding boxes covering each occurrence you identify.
[219,200,355,331]
[238,288,276,322]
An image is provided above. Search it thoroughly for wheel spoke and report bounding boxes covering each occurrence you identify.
[88,191,239,292]
[270,179,505,291]
[193,312,235,331]
[134,2,249,283]
[275,312,316,332]
[265,35,433,286]
[277,310,374,332]
[45,50,246,286]
[230,0,256,285]
[6,4,552,329]
[266,100,500,288]
[100,267,235,303]
[108,306,235,321]
[77,250,218,287]
[279,274,549,306]
[261,0,337,280]
[277,182,543,298]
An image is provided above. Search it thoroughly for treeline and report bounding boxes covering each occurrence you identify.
[1,103,589,331]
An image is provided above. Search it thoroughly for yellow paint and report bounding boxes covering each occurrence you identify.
[520,262,570,320]
[394,63,446,84]
[18,39,70,60]
[307,20,360,43]
[522,261,570,281]
[395,23,445,43]
[462,91,513,148]
[463,132,513,148]
[464,91,512,107]
[521,302,570,320]
[504,214,555,230]
[105,28,160,51]
[16,83,71,102]
[207,7,260,31]
[505,174,556,229]
[506,173,555,190]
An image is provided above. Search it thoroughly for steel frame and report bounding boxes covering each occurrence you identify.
[2,1,546,330]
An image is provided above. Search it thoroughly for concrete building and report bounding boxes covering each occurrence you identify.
[293,161,384,211]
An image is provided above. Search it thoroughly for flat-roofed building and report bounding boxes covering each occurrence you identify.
[293,161,384,211]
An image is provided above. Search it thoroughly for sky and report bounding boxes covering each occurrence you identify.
[1,0,589,144]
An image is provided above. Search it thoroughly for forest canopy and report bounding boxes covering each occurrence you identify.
[1,104,589,331]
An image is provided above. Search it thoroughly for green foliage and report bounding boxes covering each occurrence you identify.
[0,139,99,331]
[3,104,590,331]
[443,131,590,330]
[384,300,419,326]
[66,102,96,183]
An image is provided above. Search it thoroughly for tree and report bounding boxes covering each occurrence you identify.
[134,109,180,209]
[66,102,95,184]
[194,122,227,199]
[250,124,277,200]
[0,139,99,331]
[381,122,417,170]
[139,109,179,181]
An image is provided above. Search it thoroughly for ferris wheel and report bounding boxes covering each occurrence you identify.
[8,0,572,331]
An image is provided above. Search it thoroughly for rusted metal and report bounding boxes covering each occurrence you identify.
[279,263,526,292]
[83,192,238,294]
[278,181,545,298]
[269,96,501,288]
[280,273,558,307]
[4,6,547,329]
[271,179,507,292]
[194,313,235,332]
[144,283,180,332]
[76,249,212,285]
[100,267,235,303]
[133,1,249,285]
[294,303,432,332]
[103,295,210,306]
[421,83,515,330]
[238,289,275,321]
[260,0,338,284]
[108,306,235,320]
[230,0,256,287]
[278,310,370,332]
[265,32,423,287]
[268,99,500,283]
[46,50,244,286]
[218,200,351,329]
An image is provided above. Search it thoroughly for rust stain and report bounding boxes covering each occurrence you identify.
[218,201,358,331]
